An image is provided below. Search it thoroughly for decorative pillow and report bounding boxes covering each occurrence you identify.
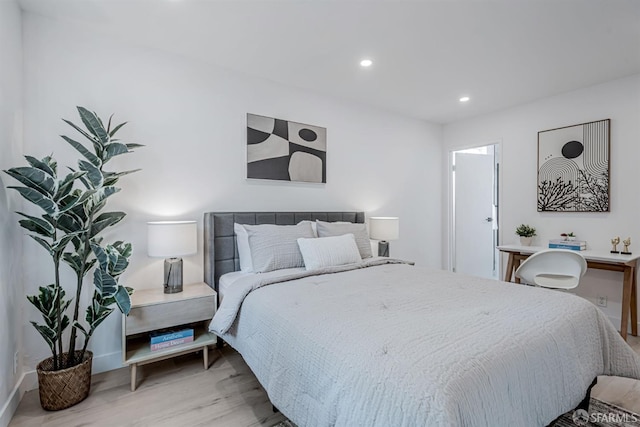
[315,220,373,258]
[297,220,351,237]
[243,222,316,273]
[234,223,254,272]
[297,220,319,237]
[297,234,362,270]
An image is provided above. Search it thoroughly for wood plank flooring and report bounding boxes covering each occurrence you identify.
[9,348,286,427]
[9,336,640,426]
[591,335,640,414]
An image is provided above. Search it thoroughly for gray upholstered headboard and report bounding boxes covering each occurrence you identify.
[203,211,365,294]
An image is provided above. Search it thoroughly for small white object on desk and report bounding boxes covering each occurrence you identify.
[122,282,217,391]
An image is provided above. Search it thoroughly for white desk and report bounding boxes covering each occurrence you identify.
[497,245,639,341]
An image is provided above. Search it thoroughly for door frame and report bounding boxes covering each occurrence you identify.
[447,141,502,276]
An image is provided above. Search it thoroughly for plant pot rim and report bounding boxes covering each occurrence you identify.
[37,350,93,374]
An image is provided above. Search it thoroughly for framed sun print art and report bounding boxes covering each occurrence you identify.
[537,119,610,212]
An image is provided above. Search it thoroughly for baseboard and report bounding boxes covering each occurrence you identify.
[0,372,27,427]
[91,351,122,376]
[22,350,123,392]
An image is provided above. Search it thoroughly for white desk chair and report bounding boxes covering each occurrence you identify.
[515,249,587,290]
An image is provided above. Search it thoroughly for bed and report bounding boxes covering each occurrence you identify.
[204,211,640,427]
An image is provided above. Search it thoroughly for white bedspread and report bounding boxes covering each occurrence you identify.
[209,260,640,427]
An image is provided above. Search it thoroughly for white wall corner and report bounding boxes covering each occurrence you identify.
[0,373,27,427]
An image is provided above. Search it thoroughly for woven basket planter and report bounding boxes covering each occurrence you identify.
[37,351,93,411]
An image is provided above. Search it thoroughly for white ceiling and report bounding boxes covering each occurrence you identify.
[18,0,640,124]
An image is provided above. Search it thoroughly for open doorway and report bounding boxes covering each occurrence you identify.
[450,144,500,279]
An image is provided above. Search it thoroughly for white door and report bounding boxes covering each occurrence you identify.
[453,148,497,279]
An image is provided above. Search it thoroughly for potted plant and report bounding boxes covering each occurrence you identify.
[3,107,142,410]
[515,224,536,246]
[567,232,576,241]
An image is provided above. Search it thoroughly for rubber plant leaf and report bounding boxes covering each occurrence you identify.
[91,242,108,270]
[24,155,56,177]
[16,212,55,237]
[61,136,101,167]
[77,107,109,144]
[93,268,117,297]
[109,121,127,137]
[29,235,53,256]
[102,169,140,186]
[55,171,86,201]
[104,142,129,161]
[4,167,56,196]
[30,322,56,350]
[114,286,132,315]
[90,211,126,238]
[8,186,56,214]
[78,160,103,188]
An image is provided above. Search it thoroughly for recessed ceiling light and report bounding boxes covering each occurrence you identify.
[360,59,373,67]
[459,96,470,103]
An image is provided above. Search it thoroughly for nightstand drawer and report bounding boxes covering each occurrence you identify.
[126,294,215,335]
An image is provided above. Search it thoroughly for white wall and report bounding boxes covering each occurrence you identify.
[443,74,640,330]
[20,12,442,377]
[0,1,24,425]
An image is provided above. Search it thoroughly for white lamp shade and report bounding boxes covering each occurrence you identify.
[369,217,399,241]
[147,220,197,257]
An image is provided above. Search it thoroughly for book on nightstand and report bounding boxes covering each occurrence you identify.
[150,336,195,351]
[150,328,194,346]
[548,239,587,251]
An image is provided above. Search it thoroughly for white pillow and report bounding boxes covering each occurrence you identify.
[297,220,352,238]
[297,234,362,270]
[315,220,373,259]
[297,220,319,237]
[234,223,254,272]
[244,222,315,273]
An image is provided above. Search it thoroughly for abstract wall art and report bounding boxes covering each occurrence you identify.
[537,119,610,212]
[246,113,326,183]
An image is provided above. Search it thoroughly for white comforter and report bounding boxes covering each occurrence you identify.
[209,259,640,427]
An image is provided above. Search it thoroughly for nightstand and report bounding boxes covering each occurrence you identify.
[122,282,217,391]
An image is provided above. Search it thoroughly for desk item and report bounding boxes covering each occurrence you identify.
[548,239,586,251]
[611,236,620,254]
[622,237,632,255]
[515,224,536,247]
[498,244,639,341]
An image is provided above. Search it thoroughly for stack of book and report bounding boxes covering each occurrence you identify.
[150,328,194,351]
[548,239,587,251]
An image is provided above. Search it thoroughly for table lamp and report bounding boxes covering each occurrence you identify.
[369,217,399,257]
[147,220,197,294]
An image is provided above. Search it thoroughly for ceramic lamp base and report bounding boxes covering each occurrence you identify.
[164,258,183,294]
[378,241,390,257]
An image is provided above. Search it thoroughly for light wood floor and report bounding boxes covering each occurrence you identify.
[9,336,640,426]
[591,335,640,414]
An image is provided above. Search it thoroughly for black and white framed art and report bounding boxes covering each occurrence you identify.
[537,119,610,212]
[246,113,327,183]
